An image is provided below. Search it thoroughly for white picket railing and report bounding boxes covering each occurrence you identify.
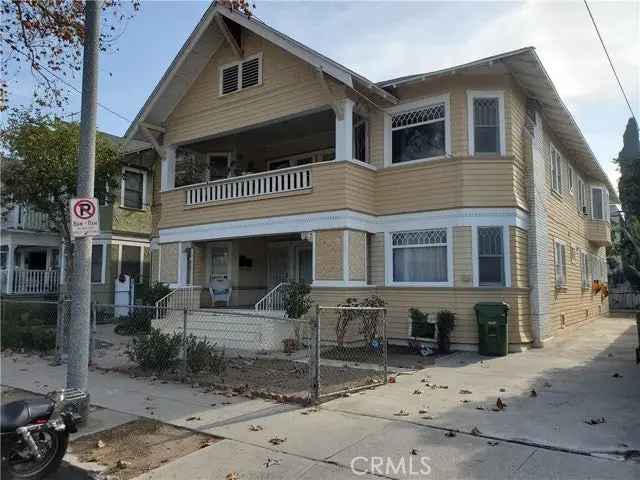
[184,165,312,207]
[255,282,289,315]
[13,269,59,295]
[4,205,50,230]
[154,285,201,319]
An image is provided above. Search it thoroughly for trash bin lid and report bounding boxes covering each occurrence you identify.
[474,302,510,311]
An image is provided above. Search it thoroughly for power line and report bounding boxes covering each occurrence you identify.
[583,0,637,124]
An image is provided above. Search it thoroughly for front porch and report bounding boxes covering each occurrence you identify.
[1,244,61,296]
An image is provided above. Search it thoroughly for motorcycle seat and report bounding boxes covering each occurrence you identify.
[0,399,54,433]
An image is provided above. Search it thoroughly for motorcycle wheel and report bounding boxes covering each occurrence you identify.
[1,428,69,480]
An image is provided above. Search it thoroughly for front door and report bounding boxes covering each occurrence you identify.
[209,244,230,282]
[268,245,289,287]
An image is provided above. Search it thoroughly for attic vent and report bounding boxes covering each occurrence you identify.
[219,54,262,96]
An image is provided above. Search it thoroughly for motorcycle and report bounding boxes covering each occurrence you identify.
[1,389,86,480]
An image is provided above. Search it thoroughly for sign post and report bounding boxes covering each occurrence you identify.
[70,198,100,238]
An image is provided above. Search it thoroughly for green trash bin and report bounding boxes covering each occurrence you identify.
[475,302,510,356]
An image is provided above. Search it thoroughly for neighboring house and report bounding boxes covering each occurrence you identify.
[124,4,616,349]
[0,135,155,302]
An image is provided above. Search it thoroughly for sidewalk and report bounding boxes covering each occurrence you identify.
[2,317,639,479]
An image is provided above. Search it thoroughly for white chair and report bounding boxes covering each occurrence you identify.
[209,276,232,307]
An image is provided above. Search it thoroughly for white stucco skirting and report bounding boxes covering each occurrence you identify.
[158,207,529,244]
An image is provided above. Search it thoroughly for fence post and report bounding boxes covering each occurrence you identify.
[89,302,97,366]
[181,308,188,382]
[54,299,64,365]
[309,304,320,403]
[382,309,388,384]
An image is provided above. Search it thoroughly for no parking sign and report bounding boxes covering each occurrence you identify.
[70,197,100,238]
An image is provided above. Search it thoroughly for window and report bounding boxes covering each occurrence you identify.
[391,229,449,284]
[468,91,505,155]
[591,188,604,220]
[576,177,587,215]
[478,227,505,286]
[580,251,590,288]
[122,168,146,209]
[550,144,562,195]
[175,150,207,187]
[0,246,8,269]
[209,154,231,181]
[91,244,105,284]
[219,54,262,96]
[567,164,574,194]
[554,241,567,288]
[391,101,447,164]
[121,245,142,283]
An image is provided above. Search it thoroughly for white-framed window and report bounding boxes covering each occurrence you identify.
[477,226,506,286]
[467,90,506,156]
[576,176,587,215]
[121,167,147,210]
[554,240,567,288]
[591,187,604,220]
[567,163,574,195]
[219,53,262,96]
[580,250,590,288]
[91,243,106,284]
[387,95,451,166]
[388,228,451,286]
[550,144,562,195]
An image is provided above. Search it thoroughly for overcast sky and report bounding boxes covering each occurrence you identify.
[11,1,639,188]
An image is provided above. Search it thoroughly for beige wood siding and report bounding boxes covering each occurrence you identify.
[454,226,473,287]
[511,226,529,289]
[348,230,367,281]
[158,161,374,230]
[315,230,343,280]
[165,30,341,146]
[368,233,385,285]
[538,119,609,337]
[309,286,531,346]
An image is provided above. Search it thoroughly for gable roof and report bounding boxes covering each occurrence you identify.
[379,47,618,201]
[124,2,397,145]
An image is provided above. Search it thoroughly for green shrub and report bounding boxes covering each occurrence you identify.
[283,282,312,319]
[1,302,57,326]
[136,282,172,306]
[1,323,56,352]
[436,310,456,353]
[127,328,181,371]
[114,309,152,336]
[185,335,226,375]
[409,307,436,339]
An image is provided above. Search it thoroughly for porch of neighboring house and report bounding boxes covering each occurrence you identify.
[1,245,61,296]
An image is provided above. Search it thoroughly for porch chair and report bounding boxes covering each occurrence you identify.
[209,276,232,307]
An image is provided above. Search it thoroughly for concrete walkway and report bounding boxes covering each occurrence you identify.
[2,317,639,479]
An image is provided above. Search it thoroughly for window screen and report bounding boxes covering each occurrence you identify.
[478,227,504,286]
[592,188,604,219]
[473,98,500,154]
[123,170,144,209]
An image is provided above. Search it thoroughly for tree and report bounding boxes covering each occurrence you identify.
[0,0,140,110]
[0,111,122,287]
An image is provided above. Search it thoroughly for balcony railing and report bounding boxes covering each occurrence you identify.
[184,165,312,207]
[4,205,50,231]
[12,269,60,295]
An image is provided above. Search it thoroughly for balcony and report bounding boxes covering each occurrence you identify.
[585,219,612,247]
[184,164,312,207]
[3,205,50,231]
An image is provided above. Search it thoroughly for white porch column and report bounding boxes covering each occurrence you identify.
[6,243,15,294]
[161,144,177,192]
[335,98,355,161]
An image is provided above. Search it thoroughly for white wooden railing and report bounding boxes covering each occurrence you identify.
[255,282,289,315]
[12,269,59,295]
[154,285,201,319]
[184,165,312,207]
[4,205,50,230]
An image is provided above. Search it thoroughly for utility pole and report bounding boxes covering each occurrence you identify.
[66,0,102,392]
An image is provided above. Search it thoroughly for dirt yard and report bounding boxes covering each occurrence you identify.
[70,419,216,480]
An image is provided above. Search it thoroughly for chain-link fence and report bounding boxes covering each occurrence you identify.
[1,299,389,404]
[313,305,388,399]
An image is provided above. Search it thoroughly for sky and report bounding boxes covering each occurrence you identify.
[8,0,640,189]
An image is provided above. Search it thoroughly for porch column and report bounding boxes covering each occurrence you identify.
[335,98,355,161]
[6,243,15,294]
[161,144,176,192]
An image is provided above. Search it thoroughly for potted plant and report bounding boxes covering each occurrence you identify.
[436,310,456,353]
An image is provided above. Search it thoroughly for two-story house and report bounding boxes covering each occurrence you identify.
[0,134,155,302]
[125,4,615,350]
